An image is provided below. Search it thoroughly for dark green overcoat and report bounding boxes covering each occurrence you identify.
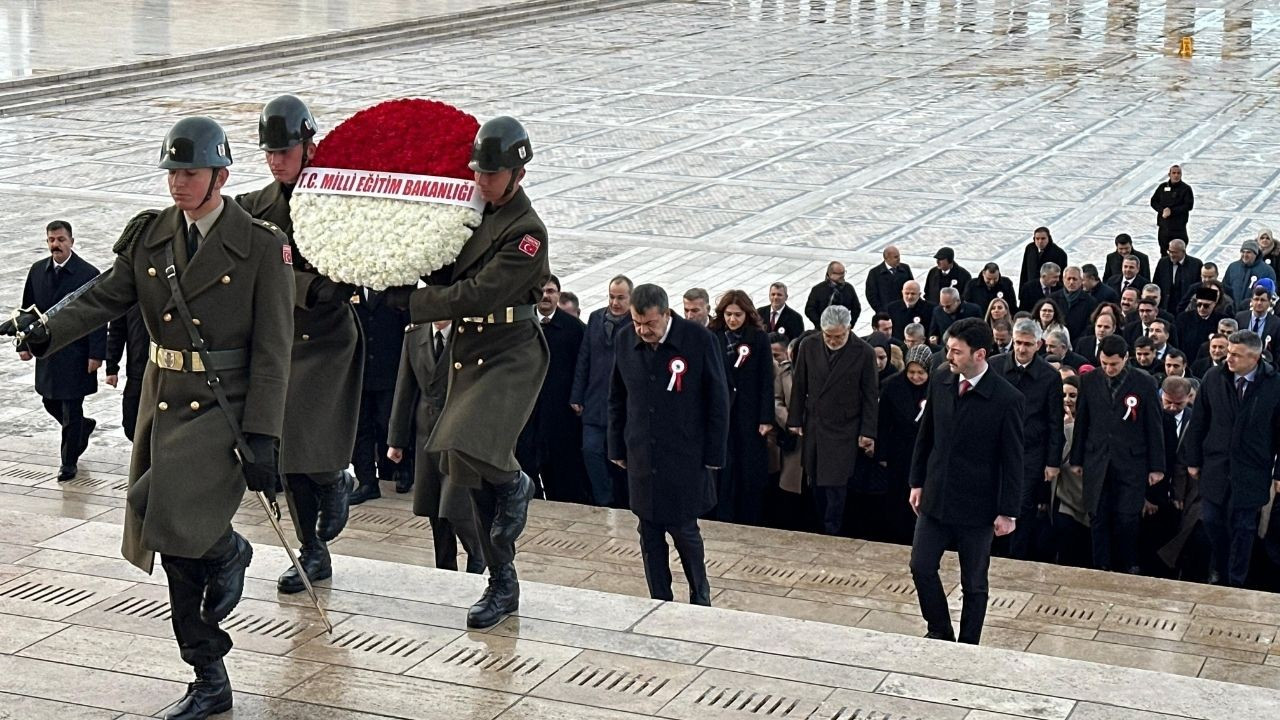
[236,181,363,473]
[40,200,294,571]
[409,188,550,486]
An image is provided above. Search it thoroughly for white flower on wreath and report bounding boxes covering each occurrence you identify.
[291,193,482,289]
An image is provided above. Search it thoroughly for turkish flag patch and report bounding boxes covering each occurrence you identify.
[518,235,541,257]
[281,244,293,265]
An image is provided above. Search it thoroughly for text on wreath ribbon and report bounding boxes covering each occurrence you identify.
[296,167,485,212]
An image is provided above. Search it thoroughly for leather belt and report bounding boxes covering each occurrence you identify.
[460,305,537,325]
[149,341,248,373]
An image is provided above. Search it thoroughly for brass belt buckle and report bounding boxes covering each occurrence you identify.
[157,347,184,371]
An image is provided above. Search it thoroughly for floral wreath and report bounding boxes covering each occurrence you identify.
[290,98,484,289]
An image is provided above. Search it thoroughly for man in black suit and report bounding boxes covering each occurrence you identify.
[518,275,589,503]
[1103,233,1153,284]
[1018,226,1068,291]
[609,284,729,605]
[1235,284,1280,359]
[864,246,913,314]
[1049,266,1098,342]
[928,288,981,345]
[1150,164,1193,255]
[1184,330,1280,587]
[1069,334,1166,573]
[886,280,934,342]
[757,281,804,340]
[1018,262,1062,313]
[1176,287,1227,364]
[1152,239,1201,312]
[1191,333,1229,379]
[350,288,410,501]
[1106,255,1148,300]
[923,247,971,305]
[17,220,106,480]
[963,262,1017,313]
[990,319,1064,561]
[105,305,146,440]
[804,261,862,328]
[1082,264,1119,305]
[909,318,1023,644]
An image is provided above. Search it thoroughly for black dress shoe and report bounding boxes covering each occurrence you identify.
[923,631,956,641]
[315,471,352,542]
[78,417,97,456]
[490,473,534,546]
[348,478,381,505]
[201,532,252,625]
[467,564,519,629]
[56,465,77,481]
[395,471,413,494]
[278,542,332,594]
[165,659,232,720]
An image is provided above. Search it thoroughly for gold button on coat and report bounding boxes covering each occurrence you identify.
[190,401,200,411]
[192,318,201,326]
[158,402,169,411]
[453,362,462,370]
[163,313,172,322]
[221,275,231,284]
[147,267,157,277]
[477,358,484,366]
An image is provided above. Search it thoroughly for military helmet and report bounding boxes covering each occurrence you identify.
[159,117,233,169]
[259,94,317,151]
[469,116,532,173]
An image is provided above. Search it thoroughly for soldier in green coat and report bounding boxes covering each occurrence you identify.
[2,118,294,720]
[386,116,549,629]
[235,95,362,595]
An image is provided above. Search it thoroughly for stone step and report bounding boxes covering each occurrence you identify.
[0,0,649,115]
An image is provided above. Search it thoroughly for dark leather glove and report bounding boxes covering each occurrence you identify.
[1,309,50,353]
[382,284,415,311]
[307,277,358,307]
[241,433,280,499]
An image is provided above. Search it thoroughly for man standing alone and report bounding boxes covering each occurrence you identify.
[1150,165,1194,255]
[18,220,106,480]
[609,284,729,605]
[909,318,1024,644]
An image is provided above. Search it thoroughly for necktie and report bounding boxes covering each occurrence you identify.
[771,310,779,329]
[1237,376,1248,400]
[434,331,444,360]
[958,379,971,397]
[541,315,551,325]
[186,223,201,260]
[1171,262,1178,287]
[1122,279,1130,293]
[1254,317,1262,334]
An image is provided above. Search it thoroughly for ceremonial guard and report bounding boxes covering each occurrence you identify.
[386,116,548,629]
[235,95,361,594]
[3,117,295,719]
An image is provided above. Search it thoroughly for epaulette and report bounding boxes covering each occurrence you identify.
[251,218,287,240]
[113,209,161,254]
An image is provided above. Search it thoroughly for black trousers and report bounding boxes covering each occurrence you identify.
[813,484,848,535]
[160,530,237,667]
[637,517,711,606]
[1157,224,1187,256]
[429,515,485,573]
[352,388,395,482]
[1090,468,1141,572]
[909,513,994,644]
[41,397,86,468]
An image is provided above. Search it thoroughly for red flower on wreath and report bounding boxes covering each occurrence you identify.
[309,98,479,179]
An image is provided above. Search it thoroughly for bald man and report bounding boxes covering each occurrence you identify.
[865,246,914,314]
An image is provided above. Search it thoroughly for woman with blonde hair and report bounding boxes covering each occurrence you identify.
[985,297,1011,326]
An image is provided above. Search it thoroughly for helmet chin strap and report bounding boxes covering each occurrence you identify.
[200,169,219,207]
[499,167,523,204]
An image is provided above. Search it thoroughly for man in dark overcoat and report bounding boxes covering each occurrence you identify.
[386,116,549,630]
[1150,164,1194,255]
[804,261,862,328]
[236,95,361,594]
[1069,333,1166,573]
[988,319,1063,561]
[1018,226,1068,291]
[4,117,294,720]
[18,219,107,480]
[388,320,483,573]
[105,304,147,440]
[786,304,878,534]
[909,318,1024,645]
[608,284,729,605]
[518,274,588,503]
[1184,330,1280,586]
[349,288,409,499]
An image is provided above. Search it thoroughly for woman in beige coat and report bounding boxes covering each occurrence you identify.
[765,334,805,527]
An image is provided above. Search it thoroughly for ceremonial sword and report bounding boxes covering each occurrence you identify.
[254,490,334,633]
[7,270,109,347]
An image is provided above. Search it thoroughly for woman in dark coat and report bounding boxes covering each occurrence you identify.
[874,344,933,545]
[710,289,775,525]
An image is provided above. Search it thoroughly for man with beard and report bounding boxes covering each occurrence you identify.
[236,95,358,593]
[805,261,862,328]
[963,262,1017,312]
[1150,165,1194,255]
[924,247,972,304]
[517,275,589,502]
[887,280,934,342]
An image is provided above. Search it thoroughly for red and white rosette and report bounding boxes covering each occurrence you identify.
[667,356,688,392]
[733,344,751,368]
[1122,393,1139,421]
[290,99,485,289]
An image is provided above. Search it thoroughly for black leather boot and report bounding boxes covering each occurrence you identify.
[315,471,352,541]
[277,541,331,594]
[348,475,381,505]
[200,533,252,625]
[165,659,232,719]
[489,473,534,547]
[466,564,519,629]
[395,468,413,494]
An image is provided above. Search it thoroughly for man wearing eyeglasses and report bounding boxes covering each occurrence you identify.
[1235,282,1280,361]
[1175,286,1227,364]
